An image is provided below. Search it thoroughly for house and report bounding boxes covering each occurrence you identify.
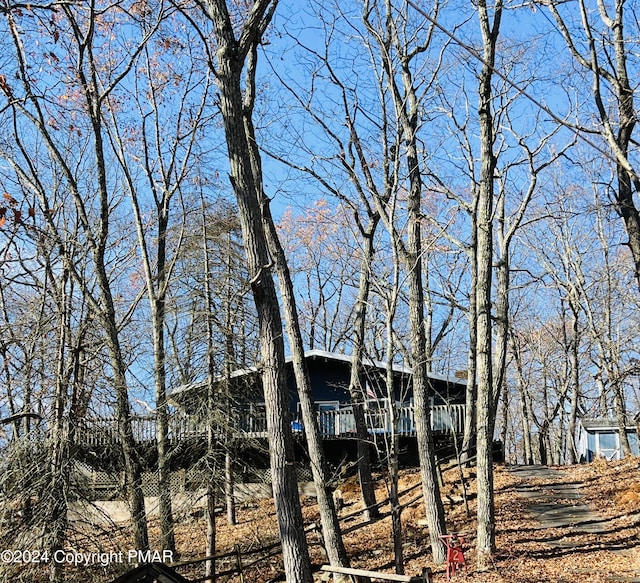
[71,349,467,472]
[63,350,467,494]
[577,416,640,462]
[168,349,467,440]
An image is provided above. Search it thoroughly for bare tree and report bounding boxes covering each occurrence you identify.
[473,0,501,568]
[195,2,314,580]
[235,38,350,569]
[0,200,106,583]
[0,2,162,550]
[105,12,214,550]
[360,0,449,563]
[545,0,640,291]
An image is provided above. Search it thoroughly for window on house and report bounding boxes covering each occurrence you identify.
[365,398,391,433]
[311,401,340,436]
[587,432,596,461]
[598,431,619,460]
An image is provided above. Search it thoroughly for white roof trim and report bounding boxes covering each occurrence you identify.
[579,417,638,431]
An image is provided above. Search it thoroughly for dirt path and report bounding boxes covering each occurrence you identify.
[505,464,640,581]
[509,465,613,538]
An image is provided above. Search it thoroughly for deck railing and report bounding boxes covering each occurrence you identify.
[74,403,465,446]
[320,403,466,437]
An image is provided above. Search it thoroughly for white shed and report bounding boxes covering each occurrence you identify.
[577,417,639,462]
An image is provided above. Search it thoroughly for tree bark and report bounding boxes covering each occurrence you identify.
[383,260,404,574]
[406,203,447,566]
[241,40,348,571]
[259,171,349,572]
[205,2,313,581]
[404,86,447,563]
[201,196,218,583]
[475,0,501,568]
[347,219,380,520]
[149,209,175,552]
[263,234,349,571]
[461,215,478,464]
[566,304,580,465]
[48,267,71,583]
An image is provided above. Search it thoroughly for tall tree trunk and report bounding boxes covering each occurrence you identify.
[475,0,501,568]
[201,195,218,583]
[566,303,580,465]
[153,217,175,551]
[510,334,533,465]
[500,378,509,463]
[126,162,176,553]
[492,194,509,430]
[373,1,447,561]
[206,3,313,580]
[243,44,348,571]
[225,450,236,525]
[406,210,447,566]
[541,366,552,465]
[347,219,380,520]
[223,231,238,527]
[462,216,478,464]
[103,315,149,550]
[383,270,403,574]
[518,384,533,465]
[80,2,149,547]
[260,197,349,570]
[404,107,446,564]
[48,267,71,583]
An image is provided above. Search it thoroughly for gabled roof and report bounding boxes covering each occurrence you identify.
[168,349,466,404]
[303,349,466,384]
[304,348,412,375]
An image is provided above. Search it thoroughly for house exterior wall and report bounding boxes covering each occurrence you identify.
[169,350,467,430]
[285,356,352,407]
[284,352,466,412]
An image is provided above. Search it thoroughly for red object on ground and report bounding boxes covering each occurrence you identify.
[439,534,466,580]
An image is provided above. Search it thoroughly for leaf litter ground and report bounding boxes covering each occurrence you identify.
[165,458,640,582]
[37,458,640,582]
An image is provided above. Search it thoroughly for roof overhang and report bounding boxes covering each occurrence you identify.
[579,417,639,432]
[168,349,466,405]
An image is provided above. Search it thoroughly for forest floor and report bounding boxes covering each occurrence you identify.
[16,457,636,582]
[166,457,640,583]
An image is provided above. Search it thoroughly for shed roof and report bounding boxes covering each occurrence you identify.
[579,417,638,431]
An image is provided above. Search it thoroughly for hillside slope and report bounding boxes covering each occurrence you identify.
[11,459,636,582]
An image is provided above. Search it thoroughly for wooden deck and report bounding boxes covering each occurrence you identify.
[73,403,465,447]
